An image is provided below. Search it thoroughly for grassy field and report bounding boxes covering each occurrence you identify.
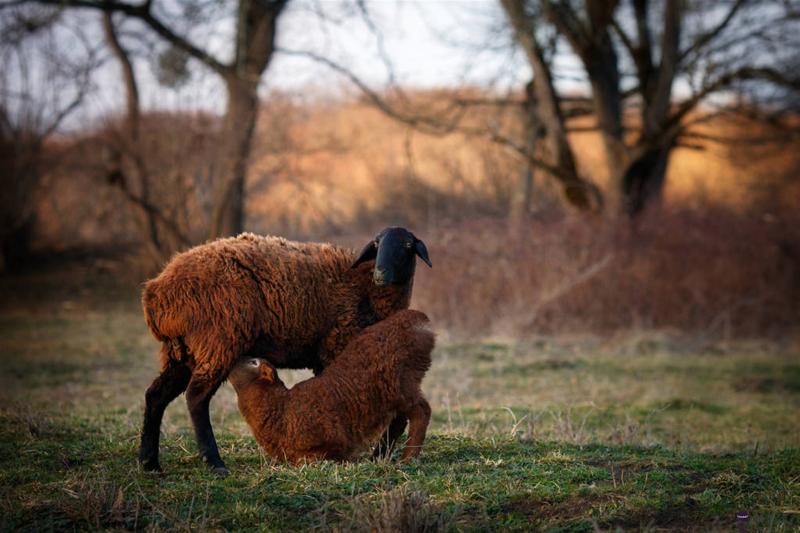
[0,263,798,531]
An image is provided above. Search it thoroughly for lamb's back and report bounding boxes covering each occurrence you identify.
[308,310,434,406]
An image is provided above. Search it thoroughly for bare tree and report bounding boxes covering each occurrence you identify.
[310,1,798,218]
[0,7,95,271]
[100,12,192,268]
[501,0,600,214]
[504,0,800,216]
[8,0,290,238]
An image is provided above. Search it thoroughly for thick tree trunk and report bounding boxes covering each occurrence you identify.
[621,144,671,216]
[579,30,627,214]
[0,119,40,273]
[587,53,627,185]
[208,0,285,238]
[210,77,259,238]
[620,0,682,217]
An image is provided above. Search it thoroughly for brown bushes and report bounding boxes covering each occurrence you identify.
[409,205,799,339]
[229,310,434,463]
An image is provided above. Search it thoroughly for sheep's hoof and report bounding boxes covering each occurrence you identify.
[210,465,230,477]
[139,459,162,473]
[203,457,230,476]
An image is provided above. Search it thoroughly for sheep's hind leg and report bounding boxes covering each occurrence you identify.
[400,399,431,463]
[372,415,408,460]
[139,360,191,472]
[185,373,228,475]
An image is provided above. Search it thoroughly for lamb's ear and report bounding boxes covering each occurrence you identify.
[260,364,276,382]
[351,240,378,268]
[415,239,432,268]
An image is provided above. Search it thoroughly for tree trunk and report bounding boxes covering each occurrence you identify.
[210,77,259,238]
[510,81,538,220]
[621,144,671,216]
[500,0,601,211]
[621,0,682,217]
[102,13,166,263]
[586,51,627,184]
[208,0,286,238]
[0,126,39,273]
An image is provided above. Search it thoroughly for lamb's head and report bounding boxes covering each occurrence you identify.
[229,358,283,390]
[351,227,432,286]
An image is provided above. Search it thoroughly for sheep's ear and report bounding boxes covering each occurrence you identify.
[415,239,432,268]
[351,240,378,268]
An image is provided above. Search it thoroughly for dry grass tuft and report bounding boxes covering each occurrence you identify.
[336,484,451,533]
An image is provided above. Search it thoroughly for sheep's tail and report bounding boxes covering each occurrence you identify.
[141,280,172,342]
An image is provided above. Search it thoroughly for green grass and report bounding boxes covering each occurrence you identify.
[0,265,798,531]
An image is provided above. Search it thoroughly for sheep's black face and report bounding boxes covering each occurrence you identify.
[352,227,432,286]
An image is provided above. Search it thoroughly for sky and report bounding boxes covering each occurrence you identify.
[5,0,774,132]
[57,0,533,127]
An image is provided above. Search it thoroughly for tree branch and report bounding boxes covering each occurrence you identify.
[610,18,636,61]
[277,47,467,135]
[278,46,603,201]
[660,66,800,146]
[679,0,748,64]
[644,0,682,134]
[12,0,230,75]
[112,176,191,247]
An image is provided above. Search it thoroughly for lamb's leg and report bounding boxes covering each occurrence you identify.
[372,415,408,460]
[185,373,228,475]
[139,360,191,472]
[400,398,431,463]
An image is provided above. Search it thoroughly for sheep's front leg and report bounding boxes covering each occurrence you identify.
[400,398,431,463]
[139,359,191,472]
[186,374,228,475]
[372,415,408,460]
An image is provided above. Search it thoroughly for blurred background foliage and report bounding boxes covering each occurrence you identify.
[0,0,798,340]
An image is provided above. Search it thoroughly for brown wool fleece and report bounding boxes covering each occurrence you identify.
[229,310,434,464]
[141,233,413,380]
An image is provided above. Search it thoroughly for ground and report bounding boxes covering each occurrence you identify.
[0,261,798,531]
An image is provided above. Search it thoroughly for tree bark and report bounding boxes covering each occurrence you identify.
[621,0,683,216]
[209,0,286,238]
[211,76,259,237]
[621,144,670,216]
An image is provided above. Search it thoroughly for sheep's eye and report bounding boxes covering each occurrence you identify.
[249,359,259,367]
